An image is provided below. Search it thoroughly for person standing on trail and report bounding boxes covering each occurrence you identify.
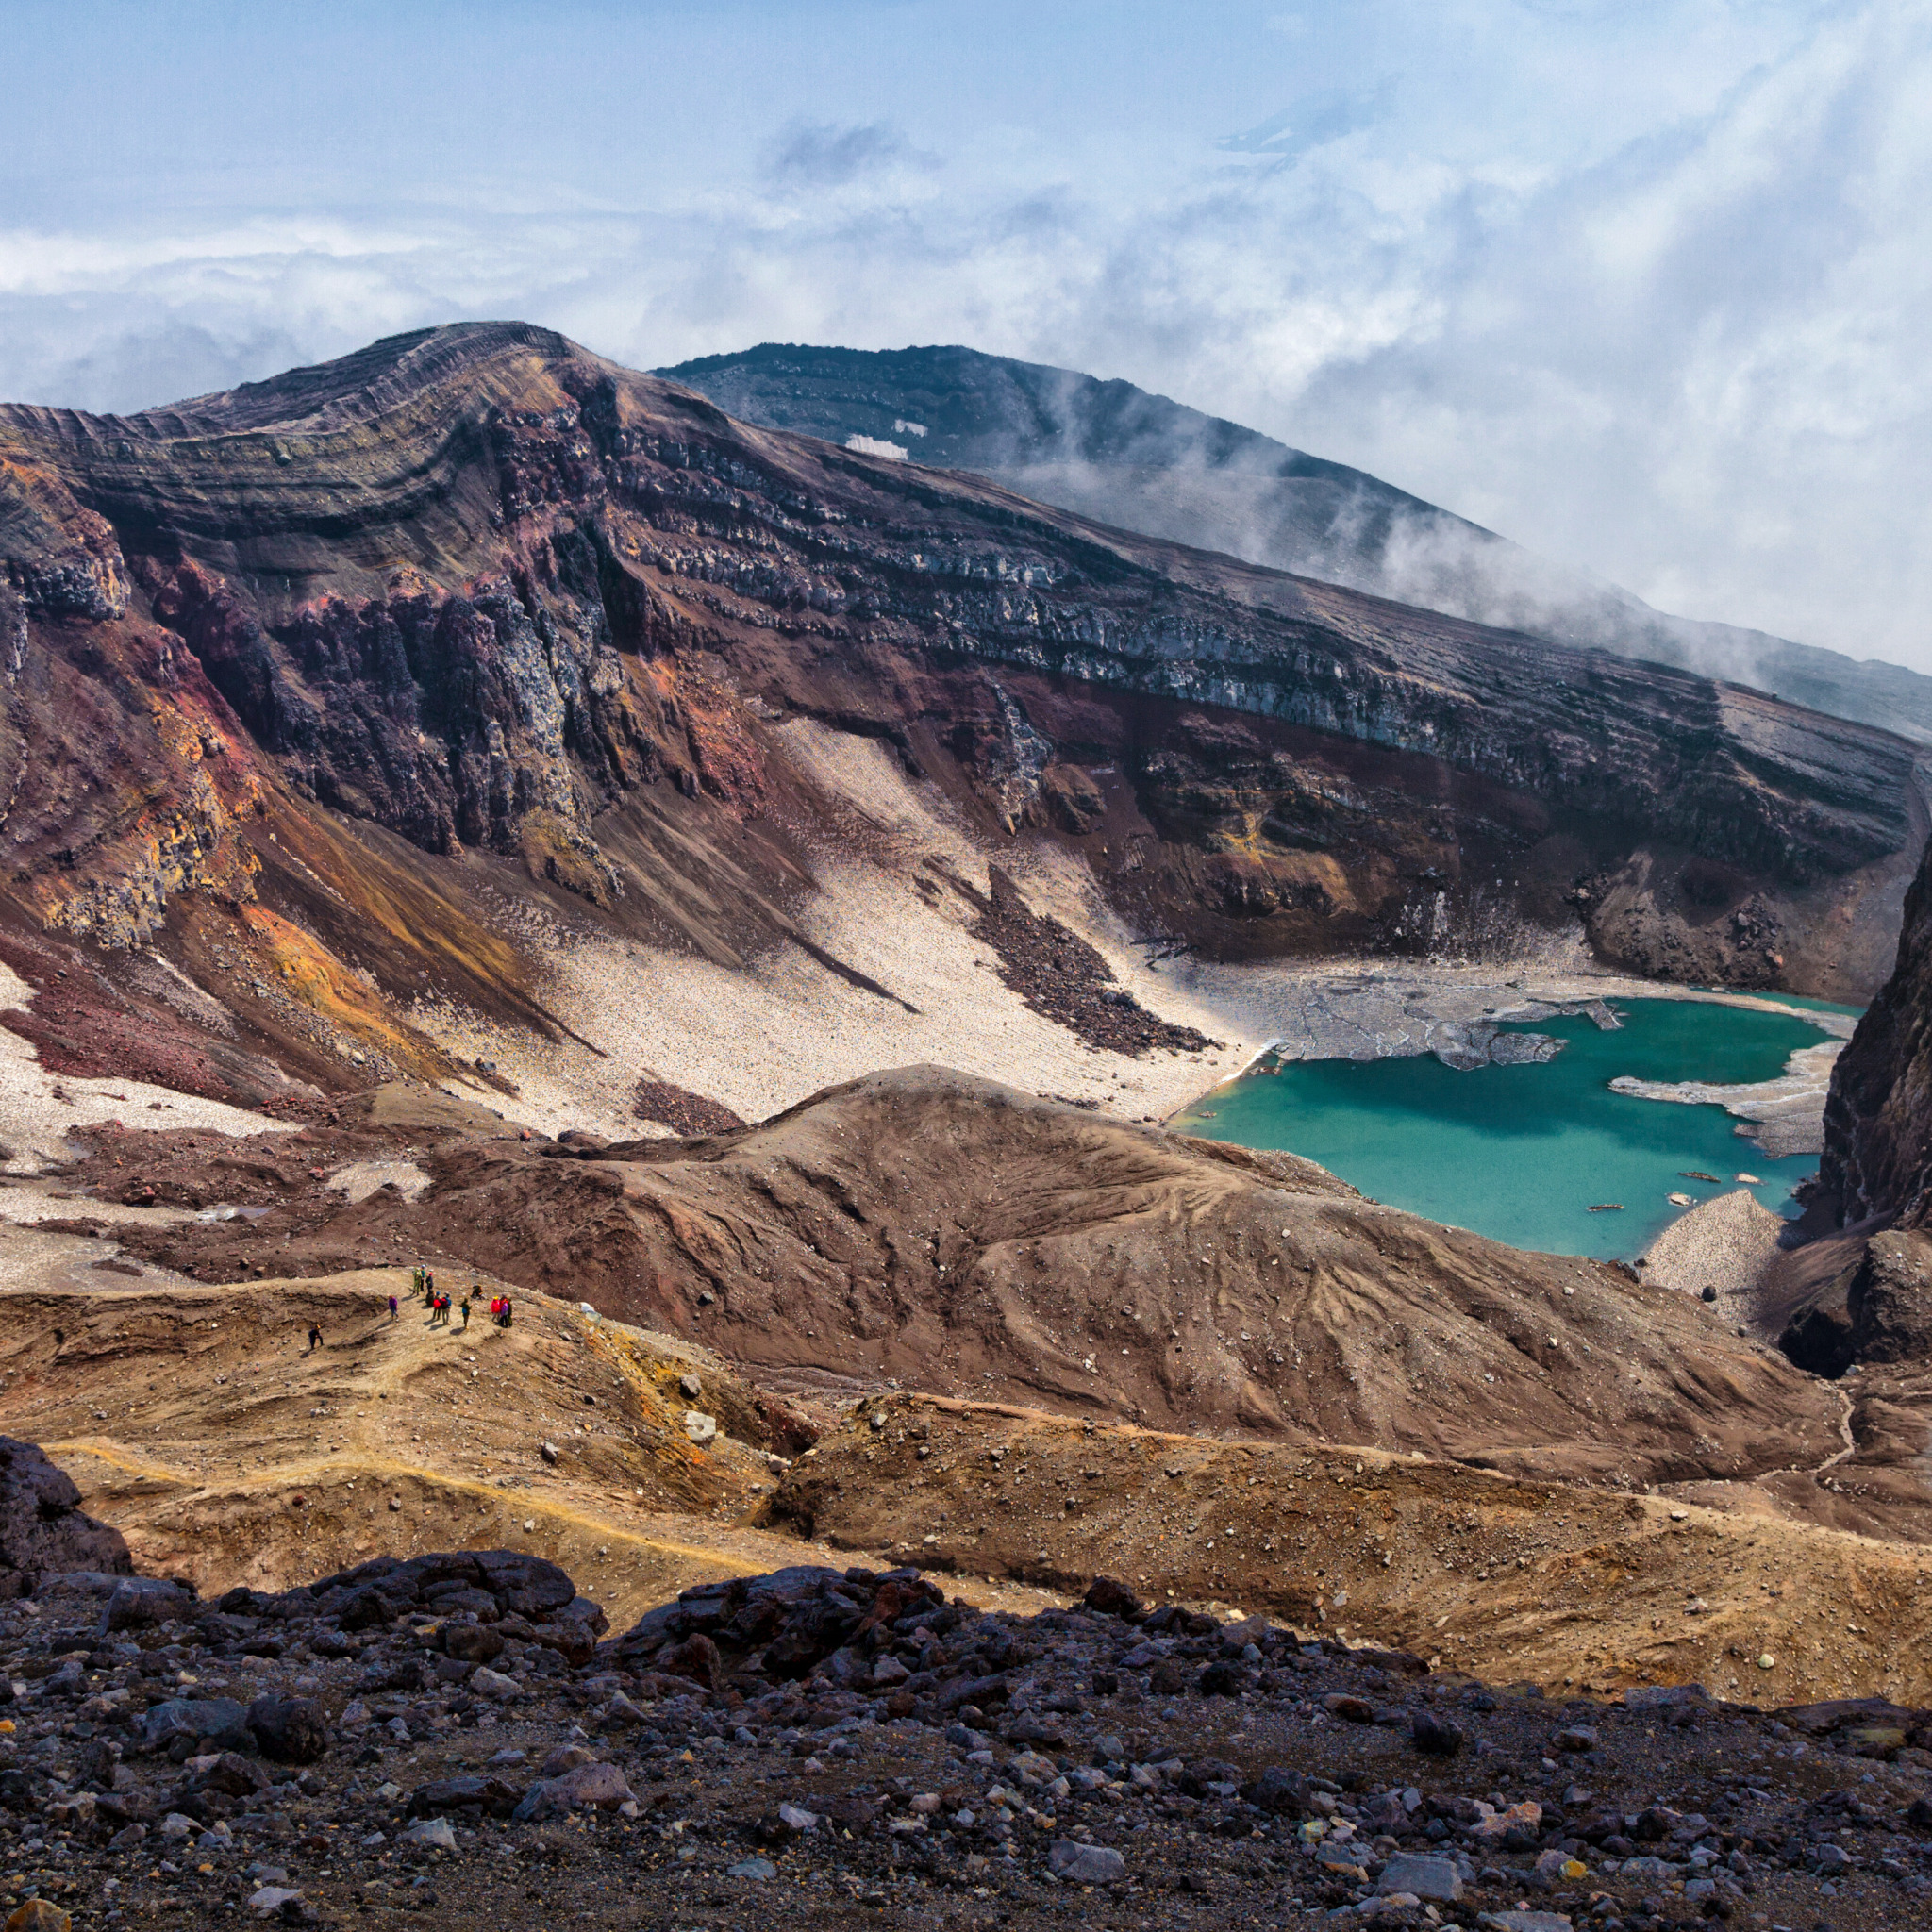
[459,1294,471,1330]
[388,1293,398,1321]
[307,1324,322,1353]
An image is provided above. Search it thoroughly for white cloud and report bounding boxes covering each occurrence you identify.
[0,0,1924,667]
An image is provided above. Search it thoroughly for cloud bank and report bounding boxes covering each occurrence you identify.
[1,0,1924,668]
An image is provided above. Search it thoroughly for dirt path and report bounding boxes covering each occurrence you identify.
[0,1269,1066,1629]
[774,1391,1932,1706]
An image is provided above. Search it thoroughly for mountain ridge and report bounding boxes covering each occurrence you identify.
[661,339,1932,743]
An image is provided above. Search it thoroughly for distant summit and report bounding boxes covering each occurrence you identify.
[662,341,1932,744]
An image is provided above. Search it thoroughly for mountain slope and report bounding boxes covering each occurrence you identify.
[662,341,1932,744]
[0,315,1919,1126]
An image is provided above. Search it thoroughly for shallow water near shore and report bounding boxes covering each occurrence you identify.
[1171,996,1854,1259]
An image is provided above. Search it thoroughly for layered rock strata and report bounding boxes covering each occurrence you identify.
[0,320,1920,1088]
[1820,834,1932,1225]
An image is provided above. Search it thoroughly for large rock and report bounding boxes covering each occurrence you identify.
[408,1775,522,1819]
[1847,1231,1932,1361]
[1238,1767,1308,1814]
[0,1438,131,1598]
[6,1903,72,1932]
[1048,1840,1125,1884]
[198,1753,271,1799]
[100,1576,194,1631]
[248,1696,329,1765]
[509,1760,632,1821]
[442,1624,505,1665]
[614,1565,945,1687]
[1376,1853,1463,1901]
[1081,1577,1143,1621]
[286,1549,591,1659]
[141,1697,252,1755]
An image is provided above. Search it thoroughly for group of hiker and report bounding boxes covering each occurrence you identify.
[380,1264,512,1331]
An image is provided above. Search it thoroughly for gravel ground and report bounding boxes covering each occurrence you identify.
[5,1555,1931,1932]
[408,858,1244,1142]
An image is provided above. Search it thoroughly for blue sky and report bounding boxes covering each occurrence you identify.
[7,0,1928,668]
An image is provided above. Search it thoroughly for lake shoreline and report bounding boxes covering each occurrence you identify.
[1165,993,1844,1262]
[1163,961,1859,1126]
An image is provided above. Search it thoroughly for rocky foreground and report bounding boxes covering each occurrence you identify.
[1,1509,1929,1932]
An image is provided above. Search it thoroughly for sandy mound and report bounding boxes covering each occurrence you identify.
[1641,1186,1788,1307]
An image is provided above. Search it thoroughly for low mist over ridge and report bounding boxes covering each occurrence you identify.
[664,342,1932,745]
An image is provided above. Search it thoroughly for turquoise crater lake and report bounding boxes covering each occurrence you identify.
[1170,997,1853,1260]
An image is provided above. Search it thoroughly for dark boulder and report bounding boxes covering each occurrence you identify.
[0,1437,132,1598]
[1241,1766,1310,1815]
[141,1697,252,1756]
[442,1623,506,1664]
[527,1615,599,1667]
[0,1769,42,1813]
[1082,1576,1144,1621]
[337,1587,398,1632]
[1176,1759,1242,1798]
[1197,1660,1250,1696]
[475,1551,575,1617]
[198,1752,272,1798]
[562,1593,608,1636]
[408,1774,523,1819]
[248,1695,329,1764]
[658,1633,723,1691]
[423,1586,499,1621]
[101,1576,194,1633]
[216,1586,278,1616]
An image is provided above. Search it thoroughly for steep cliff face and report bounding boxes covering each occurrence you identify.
[1820,836,1932,1225]
[0,321,1921,1098]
